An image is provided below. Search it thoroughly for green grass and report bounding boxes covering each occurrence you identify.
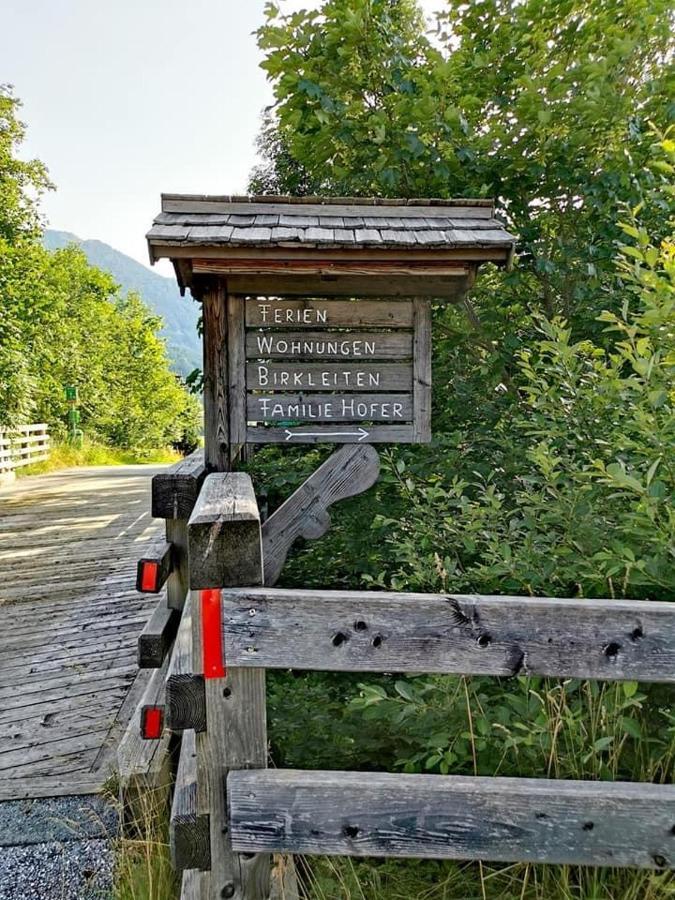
[111,785,178,900]
[299,857,675,899]
[18,439,181,477]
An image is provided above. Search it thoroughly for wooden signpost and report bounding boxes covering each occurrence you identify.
[141,195,525,900]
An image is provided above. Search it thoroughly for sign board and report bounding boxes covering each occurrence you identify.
[232,298,431,445]
[64,385,78,402]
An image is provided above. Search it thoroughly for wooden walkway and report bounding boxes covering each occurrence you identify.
[0,466,165,800]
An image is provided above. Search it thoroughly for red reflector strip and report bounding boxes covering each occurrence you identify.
[141,705,164,740]
[138,560,159,592]
[201,589,226,679]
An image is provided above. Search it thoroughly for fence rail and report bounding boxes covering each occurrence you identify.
[228,769,675,870]
[219,587,675,682]
[120,458,675,900]
[0,424,50,480]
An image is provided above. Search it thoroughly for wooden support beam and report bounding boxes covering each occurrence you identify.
[136,543,173,594]
[202,282,229,472]
[190,474,270,900]
[219,589,675,683]
[262,444,380,587]
[166,595,206,733]
[166,519,189,611]
[228,769,675,870]
[137,598,181,668]
[152,450,207,520]
[171,729,211,871]
[180,869,205,900]
[188,473,263,590]
[412,298,432,443]
[117,651,173,824]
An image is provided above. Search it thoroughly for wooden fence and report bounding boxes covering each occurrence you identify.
[0,424,50,483]
[118,452,675,900]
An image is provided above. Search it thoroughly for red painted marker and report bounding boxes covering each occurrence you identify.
[141,705,164,740]
[137,559,159,593]
[201,589,226,679]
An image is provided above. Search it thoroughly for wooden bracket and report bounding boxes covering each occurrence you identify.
[261,443,381,587]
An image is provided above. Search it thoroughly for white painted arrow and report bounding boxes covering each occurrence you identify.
[284,427,370,442]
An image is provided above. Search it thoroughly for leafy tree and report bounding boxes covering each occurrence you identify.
[0,86,200,450]
[256,0,674,330]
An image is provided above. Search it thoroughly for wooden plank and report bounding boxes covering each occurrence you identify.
[246,393,412,424]
[180,869,205,900]
[166,595,206,733]
[413,298,432,443]
[192,495,270,899]
[246,362,412,392]
[246,424,414,444]
[136,542,173,593]
[180,271,491,299]
[166,518,189,611]
[203,282,229,472]
[262,445,380,586]
[117,649,173,819]
[152,450,207,520]
[246,331,411,360]
[227,294,247,467]
[171,729,211,871]
[245,299,413,328]
[137,598,181,668]
[160,197,495,219]
[219,589,675,683]
[188,473,263,591]
[228,769,675,869]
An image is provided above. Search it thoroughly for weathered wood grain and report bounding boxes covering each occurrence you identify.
[206,273,475,300]
[219,589,675,683]
[166,595,206,733]
[137,597,181,668]
[191,484,270,899]
[245,299,413,328]
[171,729,211,871]
[0,465,162,798]
[246,393,412,423]
[152,450,207,519]
[180,869,205,900]
[166,518,189,611]
[203,283,229,471]
[160,197,495,219]
[246,362,412,392]
[247,424,414,444]
[136,542,173,593]
[188,473,263,590]
[228,294,247,467]
[117,649,173,818]
[246,331,412,360]
[262,445,380,586]
[412,298,432,443]
[228,769,675,869]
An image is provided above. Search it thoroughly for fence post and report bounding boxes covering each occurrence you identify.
[188,472,268,900]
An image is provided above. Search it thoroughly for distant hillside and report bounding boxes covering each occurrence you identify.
[43,230,201,376]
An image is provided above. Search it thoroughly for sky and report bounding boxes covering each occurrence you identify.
[2,0,441,273]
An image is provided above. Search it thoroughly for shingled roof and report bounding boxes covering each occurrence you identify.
[147,194,515,263]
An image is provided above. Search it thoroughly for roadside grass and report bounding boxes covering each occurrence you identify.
[300,857,675,899]
[111,784,178,900]
[18,439,180,477]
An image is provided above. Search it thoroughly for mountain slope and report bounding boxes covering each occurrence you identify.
[43,229,201,375]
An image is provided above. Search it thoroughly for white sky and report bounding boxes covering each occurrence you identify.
[2,0,442,273]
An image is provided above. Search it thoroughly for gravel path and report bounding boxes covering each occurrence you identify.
[0,796,118,900]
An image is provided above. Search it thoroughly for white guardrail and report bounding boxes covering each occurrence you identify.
[0,424,50,483]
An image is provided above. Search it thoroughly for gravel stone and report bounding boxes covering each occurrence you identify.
[0,838,113,900]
